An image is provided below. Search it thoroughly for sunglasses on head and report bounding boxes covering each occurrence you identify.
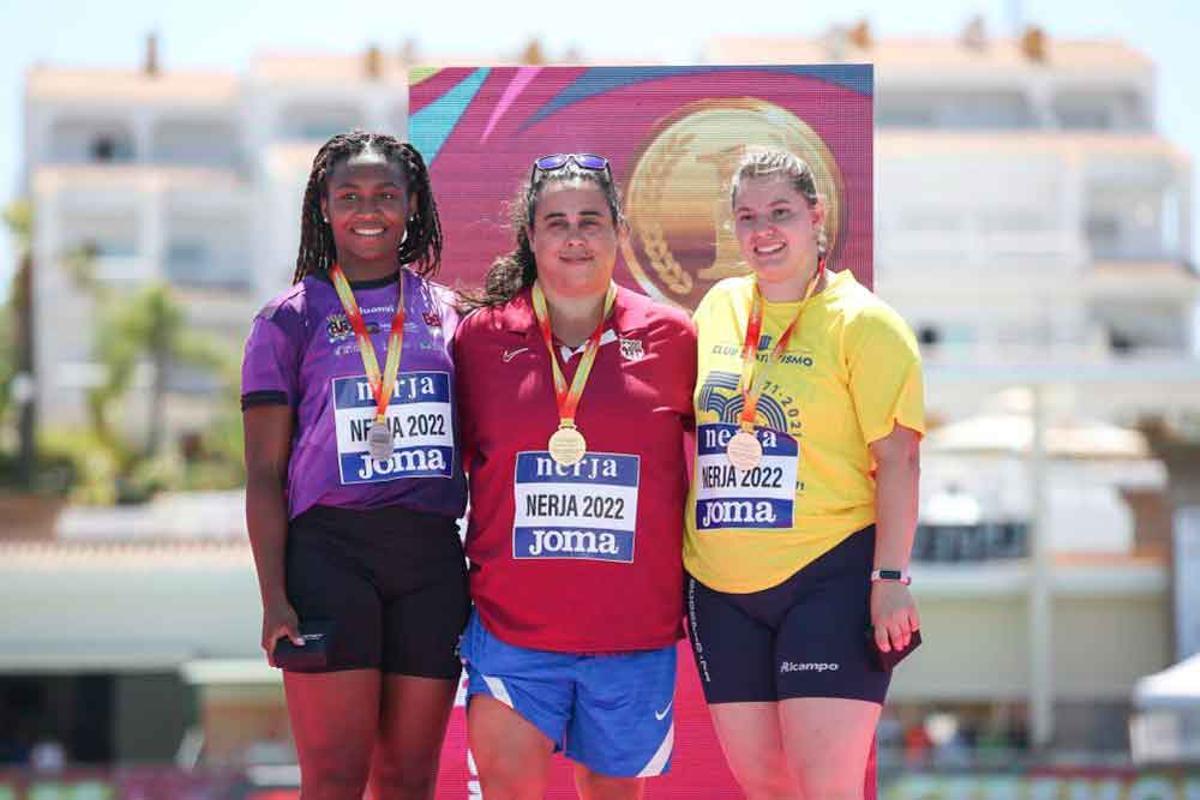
[530,153,611,182]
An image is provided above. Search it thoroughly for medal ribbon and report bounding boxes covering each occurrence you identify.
[737,260,826,433]
[531,282,618,429]
[329,264,406,424]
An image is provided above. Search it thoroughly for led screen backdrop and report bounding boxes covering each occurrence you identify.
[411,64,873,308]
[411,64,876,798]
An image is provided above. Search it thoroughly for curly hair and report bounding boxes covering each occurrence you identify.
[292,130,442,283]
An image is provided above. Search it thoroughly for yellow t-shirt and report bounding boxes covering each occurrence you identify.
[684,270,926,593]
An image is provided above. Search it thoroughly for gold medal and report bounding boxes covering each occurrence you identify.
[367,420,394,461]
[548,425,587,467]
[531,282,616,470]
[726,429,763,471]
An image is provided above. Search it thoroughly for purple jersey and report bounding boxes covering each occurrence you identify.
[241,269,466,520]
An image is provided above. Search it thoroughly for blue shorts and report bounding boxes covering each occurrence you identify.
[686,526,890,704]
[460,611,676,778]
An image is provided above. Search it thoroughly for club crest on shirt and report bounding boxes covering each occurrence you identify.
[619,337,645,361]
[328,313,387,343]
[326,313,353,342]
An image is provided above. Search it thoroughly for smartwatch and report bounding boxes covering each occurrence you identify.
[870,569,912,585]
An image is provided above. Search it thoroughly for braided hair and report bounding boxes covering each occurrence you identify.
[465,161,624,309]
[292,131,443,283]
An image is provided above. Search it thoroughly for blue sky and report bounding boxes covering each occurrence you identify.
[1,0,1196,288]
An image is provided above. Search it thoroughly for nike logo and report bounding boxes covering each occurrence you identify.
[654,700,673,721]
[501,347,529,362]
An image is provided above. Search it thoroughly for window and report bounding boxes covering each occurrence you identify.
[165,212,250,290]
[278,104,364,142]
[85,132,134,162]
[1086,183,1170,261]
[152,120,240,167]
[50,119,136,163]
[1054,90,1146,131]
[1091,300,1187,353]
[877,90,1034,130]
[166,238,248,289]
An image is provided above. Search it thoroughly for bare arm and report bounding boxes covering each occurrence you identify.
[244,404,302,659]
[867,423,922,653]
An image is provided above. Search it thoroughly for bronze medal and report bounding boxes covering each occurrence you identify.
[726,429,763,471]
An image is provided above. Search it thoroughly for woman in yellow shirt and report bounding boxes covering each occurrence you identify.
[686,149,925,800]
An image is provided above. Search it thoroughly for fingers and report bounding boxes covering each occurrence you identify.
[871,582,920,653]
[874,622,892,653]
[873,609,915,652]
[282,618,303,646]
[262,627,278,667]
[888,617,911,652]
[261,612,303,668]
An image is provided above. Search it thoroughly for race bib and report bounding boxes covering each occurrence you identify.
[695,423,798,530]
[512,451,640,563]
[332,371,455,484]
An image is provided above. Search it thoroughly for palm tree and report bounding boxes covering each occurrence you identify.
[3,200,35,486]
[92,281,230,459]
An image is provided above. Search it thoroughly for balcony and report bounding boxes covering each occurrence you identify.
[878,229,1083,275]
[913,522,1030,562]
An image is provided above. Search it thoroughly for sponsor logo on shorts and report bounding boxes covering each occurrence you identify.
[654,699,674,721]
[780,661,840,673]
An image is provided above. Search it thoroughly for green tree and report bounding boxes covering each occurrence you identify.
[91,281,232,459]
[2,200,35,485]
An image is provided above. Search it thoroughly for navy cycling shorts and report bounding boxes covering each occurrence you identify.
[685,526,890,704]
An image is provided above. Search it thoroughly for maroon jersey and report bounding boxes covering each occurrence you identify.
[455,286,695,652]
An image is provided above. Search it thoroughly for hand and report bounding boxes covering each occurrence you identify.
[870,581,919,653]
[262,599,302,666]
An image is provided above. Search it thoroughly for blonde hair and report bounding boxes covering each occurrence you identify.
[730,149,826,259]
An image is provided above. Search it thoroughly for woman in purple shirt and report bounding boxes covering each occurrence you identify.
[241,131,467,800]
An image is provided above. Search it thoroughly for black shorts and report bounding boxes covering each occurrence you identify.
[284,504,469,678]
[685,526,889,704]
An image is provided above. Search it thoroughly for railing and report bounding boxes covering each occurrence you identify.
[879,230,1084,271]
[912,522,1030,562]
[0,766,244,800]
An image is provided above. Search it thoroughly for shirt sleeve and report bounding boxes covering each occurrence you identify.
[241,312,301,411]
[451,310,477,473]
[679,314,698,434]
[845,304,926,445]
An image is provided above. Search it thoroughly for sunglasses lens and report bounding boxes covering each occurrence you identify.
[575,154,609,171]
[535,154,570,171]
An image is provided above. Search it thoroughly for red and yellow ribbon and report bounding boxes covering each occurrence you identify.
[737,260,826,433]
[531,282,618,429]
[329,264,406,425]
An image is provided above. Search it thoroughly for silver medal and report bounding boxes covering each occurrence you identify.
[367,420,394,461]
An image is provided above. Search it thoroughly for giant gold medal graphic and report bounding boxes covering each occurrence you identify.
[622,99,845,311]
